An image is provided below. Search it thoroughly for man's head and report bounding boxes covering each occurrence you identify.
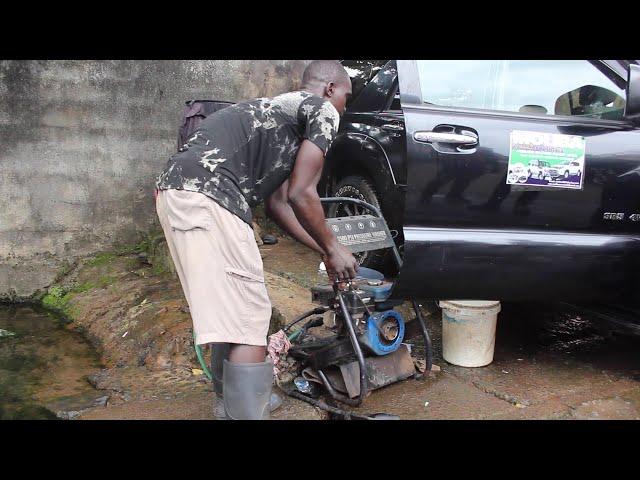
[301,60,352,116]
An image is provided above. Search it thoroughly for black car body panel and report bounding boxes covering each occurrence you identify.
[323,61,407,239]
[177,60,640,305]
[329,60,640,302]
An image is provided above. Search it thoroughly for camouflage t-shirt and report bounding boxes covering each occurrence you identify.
[156,91,340,226]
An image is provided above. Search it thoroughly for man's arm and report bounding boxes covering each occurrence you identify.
[267,139,357,281]
[265,179,324,255]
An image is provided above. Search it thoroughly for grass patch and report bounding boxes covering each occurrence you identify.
[151,262,170,276]
[40,278,110,319]
[85,252,117,267]
[113,238,149,256]
[41,285,75,318]
[73,282,95,293]
[125,257,141,269]
[94,275,116,288]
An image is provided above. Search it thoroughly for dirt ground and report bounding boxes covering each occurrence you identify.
[40,236,640,420]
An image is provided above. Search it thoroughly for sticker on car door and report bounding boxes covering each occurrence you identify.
[506,130,585,190]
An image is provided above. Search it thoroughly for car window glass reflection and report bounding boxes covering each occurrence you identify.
[416,60,626,120]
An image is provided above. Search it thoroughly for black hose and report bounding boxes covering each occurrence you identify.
[286,390,372,420]
[317,369,361,407]
[411,298,433,372]
[283,306,329,333]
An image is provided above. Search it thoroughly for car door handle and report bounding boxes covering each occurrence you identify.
[381,123,405,132]
[414,131,478,146]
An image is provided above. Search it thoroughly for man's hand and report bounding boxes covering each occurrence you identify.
[323,243,358,283]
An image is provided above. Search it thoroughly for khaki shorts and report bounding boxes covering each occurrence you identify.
[156,189,271,346]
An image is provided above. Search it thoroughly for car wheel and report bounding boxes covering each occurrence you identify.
[327,175,388,272]
[538,172,543,179]
[564,170,569,179]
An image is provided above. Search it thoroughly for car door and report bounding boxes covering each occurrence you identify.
[393,60,640,302]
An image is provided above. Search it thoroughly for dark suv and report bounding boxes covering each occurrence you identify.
[324,60,640,306]
[177,60,640,311]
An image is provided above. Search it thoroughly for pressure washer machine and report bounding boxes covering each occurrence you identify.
[282,197,433,415]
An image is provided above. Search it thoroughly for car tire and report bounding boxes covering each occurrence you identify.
[327,175,389,272]
[564,170,569,179]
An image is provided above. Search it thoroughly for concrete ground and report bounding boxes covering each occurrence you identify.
[82,238,640,420]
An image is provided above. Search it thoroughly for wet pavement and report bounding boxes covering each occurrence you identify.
[351,302,640,419]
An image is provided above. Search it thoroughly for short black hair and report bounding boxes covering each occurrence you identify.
[302,60,351,87]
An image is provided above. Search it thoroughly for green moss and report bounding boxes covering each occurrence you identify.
[134,238,151,254]
[95,275,116,288]
[40,282,88,319]
[124,258,140,270]
[47,285,68,298]
[113,240,146,256]
[151,262,169,276]
[111,231,161,257]
[85,252,117,267]
[42,286,75,318]
[72,282,95,293]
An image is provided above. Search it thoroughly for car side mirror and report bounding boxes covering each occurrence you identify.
[624,64,640,125]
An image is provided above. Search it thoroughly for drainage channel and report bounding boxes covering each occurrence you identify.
[0,304,104,420]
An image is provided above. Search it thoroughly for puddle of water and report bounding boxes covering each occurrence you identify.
[495,302,640,376]
[0,304,103,419]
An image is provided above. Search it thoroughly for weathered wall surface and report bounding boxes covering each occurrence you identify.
[0,60,310,299]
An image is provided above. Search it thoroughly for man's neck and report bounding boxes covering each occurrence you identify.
[300,83,325,99]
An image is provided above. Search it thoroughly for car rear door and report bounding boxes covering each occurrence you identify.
[393,60,640,302]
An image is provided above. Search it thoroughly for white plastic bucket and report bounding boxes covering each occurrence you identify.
[439,300,502,367]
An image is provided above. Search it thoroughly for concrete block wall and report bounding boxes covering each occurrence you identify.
[0,60,310,299]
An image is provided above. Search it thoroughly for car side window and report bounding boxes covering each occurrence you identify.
[342,60,396,112]
[415,60,626,121]
[341,60,387,106]
[388,82,401,111]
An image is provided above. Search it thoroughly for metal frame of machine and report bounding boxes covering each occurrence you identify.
[284,197,433,410]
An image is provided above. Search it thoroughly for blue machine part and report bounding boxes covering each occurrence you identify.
[358,280,394,302]
[359,310,405,356]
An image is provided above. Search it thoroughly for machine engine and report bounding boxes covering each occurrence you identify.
[311,277,405,356]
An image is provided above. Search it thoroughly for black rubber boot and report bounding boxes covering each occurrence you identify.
[223,358,274,420]
[210,343,231,398]
[210,343,231,418]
